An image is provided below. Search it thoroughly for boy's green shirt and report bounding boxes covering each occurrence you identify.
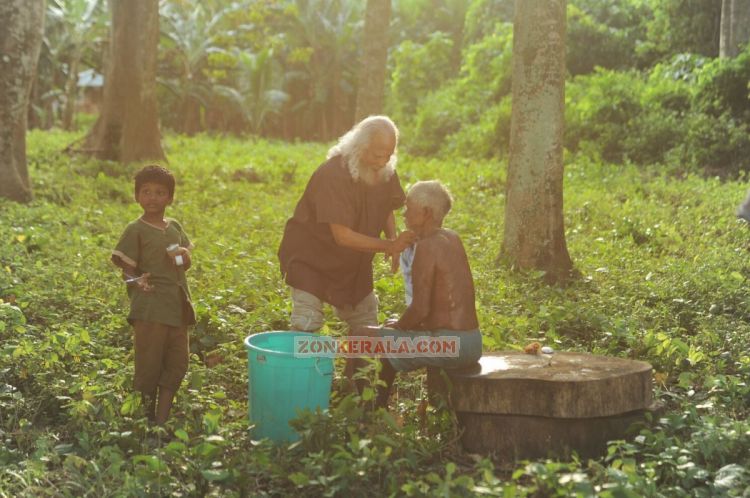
[113,218,196,327]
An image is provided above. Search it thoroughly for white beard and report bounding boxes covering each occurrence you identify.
[347,155,396,186]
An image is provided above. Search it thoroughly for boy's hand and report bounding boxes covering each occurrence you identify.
[175,247,192,269]
[167,246,191,269]
[135,273,154,292]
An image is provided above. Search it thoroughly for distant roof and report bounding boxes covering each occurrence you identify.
[77,69,103,87]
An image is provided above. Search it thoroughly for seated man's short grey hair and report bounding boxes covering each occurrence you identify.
[407,181,453,222]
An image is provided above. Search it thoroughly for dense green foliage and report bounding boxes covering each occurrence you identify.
[32,0,749,176]
[9,0,750,494]
[564,47,750,176]
[389,0,750,175]
[2,131,750,495]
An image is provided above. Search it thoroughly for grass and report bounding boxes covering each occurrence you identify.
[0,129,749,496]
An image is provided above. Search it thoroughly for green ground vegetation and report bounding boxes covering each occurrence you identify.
[1,130,749,496]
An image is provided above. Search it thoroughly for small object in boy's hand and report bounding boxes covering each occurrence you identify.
[523,342,541,354]
[166,243,184,266]
[124,273,153,291]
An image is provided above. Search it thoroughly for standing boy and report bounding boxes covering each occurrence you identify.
[111,165,195,425]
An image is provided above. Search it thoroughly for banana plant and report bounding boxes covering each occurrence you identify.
[215,48,289,135]
[43,0,106,130]
[283,0,363,139]
[158,0,246,134]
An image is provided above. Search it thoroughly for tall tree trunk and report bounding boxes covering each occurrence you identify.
[448,0,468,74]
[355,0,391,122]
[85,0,164,162]
[330,62,342,138]
[721,0,733,57]
[0,0,45,203]
[180,95,201,135]
[28,77,42,130]
[501,0,572,280]
[720,0,750,58]
[62,52,80,130]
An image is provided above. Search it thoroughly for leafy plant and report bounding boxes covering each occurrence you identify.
[158,1,242,134]
[2,128,749,495]
[280,0,363,140]
[215,48,289,134]
[30,0,106,131]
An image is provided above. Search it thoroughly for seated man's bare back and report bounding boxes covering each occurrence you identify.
[396,227,478,332]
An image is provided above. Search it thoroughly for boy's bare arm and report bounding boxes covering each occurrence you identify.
[111,254,136,277]
[111,254,153,291]
[395,243,436,330]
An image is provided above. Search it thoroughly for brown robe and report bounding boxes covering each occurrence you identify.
[278,155,405,308]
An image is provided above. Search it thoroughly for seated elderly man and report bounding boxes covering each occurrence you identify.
[278,115,415,334]
[347,180,482,408]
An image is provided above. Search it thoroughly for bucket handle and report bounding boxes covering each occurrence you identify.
[315,358,333,377]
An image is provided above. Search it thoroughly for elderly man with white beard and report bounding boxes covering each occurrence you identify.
[278,116,416,333]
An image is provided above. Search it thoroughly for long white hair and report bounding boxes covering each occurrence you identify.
[327,115,399,184]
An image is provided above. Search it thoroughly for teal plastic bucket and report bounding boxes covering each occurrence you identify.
[244,331,334,443]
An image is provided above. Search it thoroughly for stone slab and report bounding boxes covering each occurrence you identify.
[428,352,653,418]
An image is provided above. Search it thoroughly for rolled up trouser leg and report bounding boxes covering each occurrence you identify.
[290,287,325,332]
[335,292,378,332]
